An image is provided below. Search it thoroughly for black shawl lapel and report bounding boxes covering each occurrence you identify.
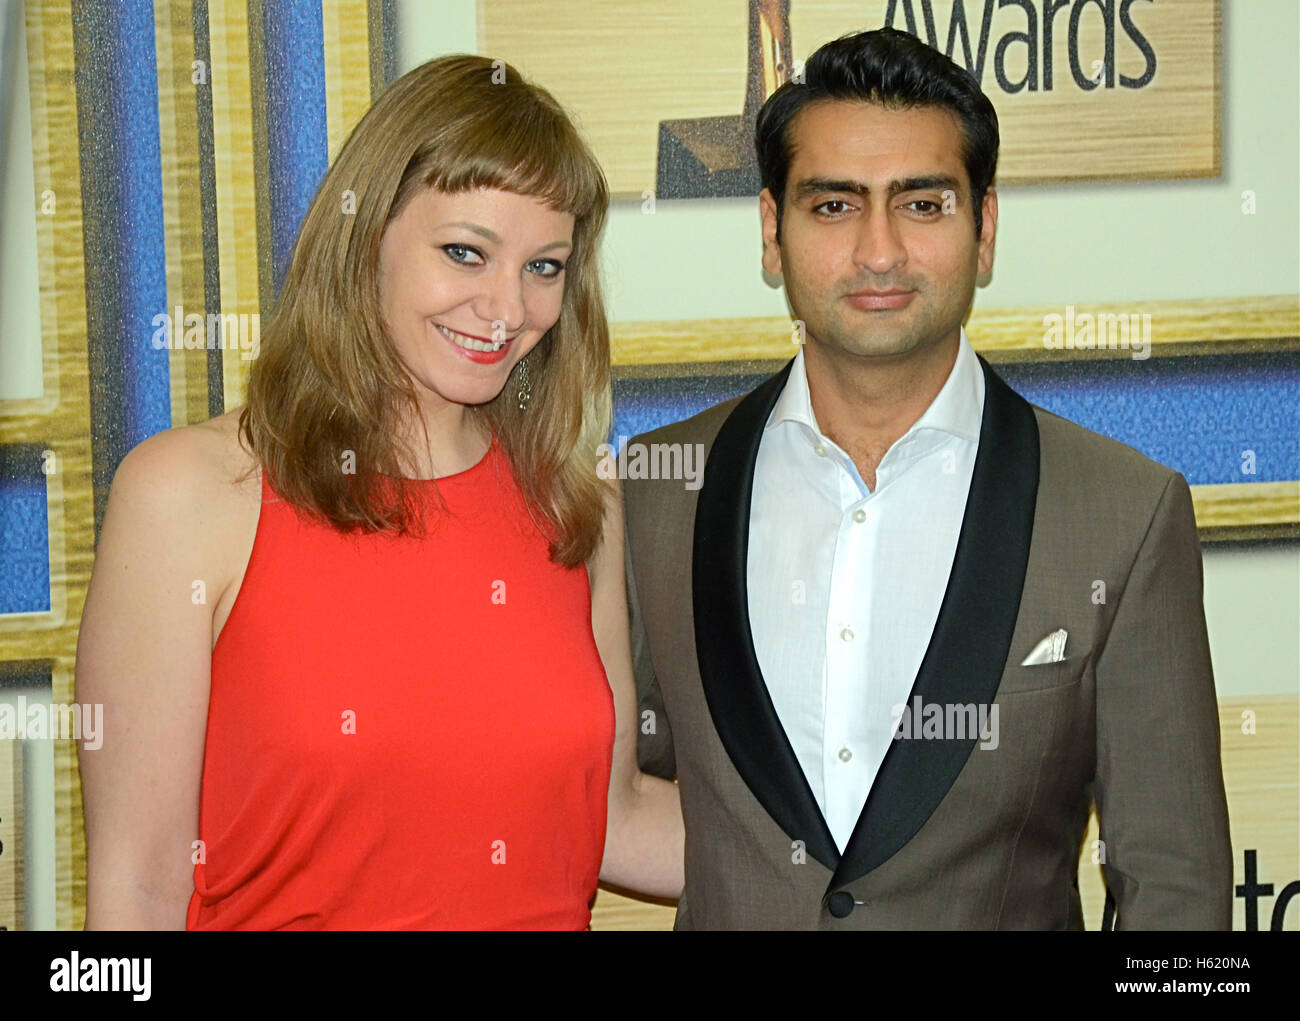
[692,358,842,870]
[827,355,1040,893]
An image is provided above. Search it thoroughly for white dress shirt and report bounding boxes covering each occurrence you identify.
[747,328,986,851]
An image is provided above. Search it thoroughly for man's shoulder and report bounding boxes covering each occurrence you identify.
[628,392,747,450]
[1030,402,1182,502]
[620,392,750,527]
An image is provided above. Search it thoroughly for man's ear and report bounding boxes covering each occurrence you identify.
[759,188,783,278]
[976,186,997,276]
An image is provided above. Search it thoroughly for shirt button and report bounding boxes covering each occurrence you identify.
[840,626,854,641]
[814,443,827,456]
[838,747,852,762]
[852,508,866,523]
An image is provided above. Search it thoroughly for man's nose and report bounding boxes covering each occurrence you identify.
[851,203,908,275]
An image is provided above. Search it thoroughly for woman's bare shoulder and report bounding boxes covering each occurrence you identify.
[104,410,262,576]
[112,410,259,503]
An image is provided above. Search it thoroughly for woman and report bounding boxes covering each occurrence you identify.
[76,54,683,929]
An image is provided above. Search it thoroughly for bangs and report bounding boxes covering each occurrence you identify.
[421,102,606,221]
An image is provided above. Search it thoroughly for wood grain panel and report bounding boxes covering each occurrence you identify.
[1,0,96,930]
[209,1,261,410]
[155,0,213,428]
[323,2,374,164]
[0,739,24,931]
[610,295,1300,366]
[484,0,1220,199]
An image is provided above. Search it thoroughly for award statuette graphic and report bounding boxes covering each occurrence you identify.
[656,0,793,198]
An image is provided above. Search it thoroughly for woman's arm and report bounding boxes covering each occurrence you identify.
[76,425,237,929]
[588,474,684,900]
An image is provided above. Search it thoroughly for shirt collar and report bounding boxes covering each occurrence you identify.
[767,325,985,446]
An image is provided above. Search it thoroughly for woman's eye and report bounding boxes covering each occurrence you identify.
[528,259,565,278]
[442,243,484,265]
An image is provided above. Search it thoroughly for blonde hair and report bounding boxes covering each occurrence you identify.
[239,54,612,567]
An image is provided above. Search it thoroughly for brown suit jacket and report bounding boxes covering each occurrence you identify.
[625,355,1232,929]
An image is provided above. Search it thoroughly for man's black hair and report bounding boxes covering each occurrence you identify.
[755,27,1000,243]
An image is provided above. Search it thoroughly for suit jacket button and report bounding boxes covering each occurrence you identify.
[827,891,854,918]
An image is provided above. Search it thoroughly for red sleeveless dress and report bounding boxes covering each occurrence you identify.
[186,435,615,929]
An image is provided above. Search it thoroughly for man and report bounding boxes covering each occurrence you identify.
[624,27,1231,929]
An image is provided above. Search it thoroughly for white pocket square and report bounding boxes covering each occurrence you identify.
[1020,628,1068,666]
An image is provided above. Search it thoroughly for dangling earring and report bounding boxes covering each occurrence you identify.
[516,356,532,412]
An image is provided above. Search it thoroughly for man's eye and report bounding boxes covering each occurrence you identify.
[815,200,852,216]
[907,200,942,214]
[442,243,484,265]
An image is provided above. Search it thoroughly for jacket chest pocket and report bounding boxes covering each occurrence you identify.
[995,651,1090,695]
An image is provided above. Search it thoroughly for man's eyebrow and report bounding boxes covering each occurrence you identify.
[435,221,572,253]
[791,175,962,201]
[889,175,961,197]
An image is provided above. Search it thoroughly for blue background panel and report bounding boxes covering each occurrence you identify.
[0,446,51,614]
[612,351,1300,486]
